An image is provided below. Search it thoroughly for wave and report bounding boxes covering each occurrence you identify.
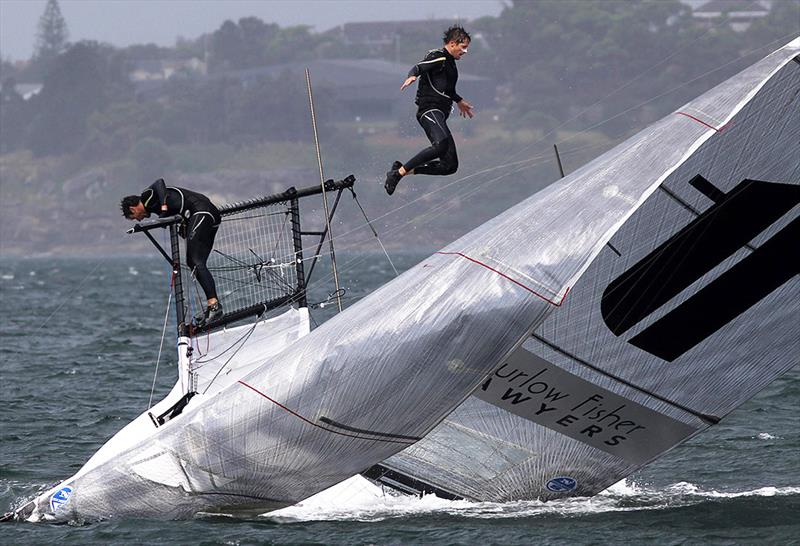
[262,476,800,522]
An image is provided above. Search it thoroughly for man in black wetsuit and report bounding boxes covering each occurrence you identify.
[121,178,223,326]
[384,25,474,196]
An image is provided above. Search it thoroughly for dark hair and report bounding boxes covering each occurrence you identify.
[443,25,470,44]
[120,195,141,219]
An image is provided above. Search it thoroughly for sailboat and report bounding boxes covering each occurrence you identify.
[8,38,798,522]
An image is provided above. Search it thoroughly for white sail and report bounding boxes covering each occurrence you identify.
[17,38,799,522]
[373,38,800,501]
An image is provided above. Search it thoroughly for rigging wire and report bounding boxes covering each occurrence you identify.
[348,188,399,277]
[148,287,173,409]
[306,67,343,312]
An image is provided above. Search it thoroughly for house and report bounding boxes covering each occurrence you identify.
[692,0,771,32]
[128,57,208,82]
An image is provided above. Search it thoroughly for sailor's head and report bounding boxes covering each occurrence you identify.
[121,195,149,221]
[443,25,470,60]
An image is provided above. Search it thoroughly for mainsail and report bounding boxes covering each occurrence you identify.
[12,39,798,522]
[369,38,800,501]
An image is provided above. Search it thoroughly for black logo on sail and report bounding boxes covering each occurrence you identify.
[601,175,799,361]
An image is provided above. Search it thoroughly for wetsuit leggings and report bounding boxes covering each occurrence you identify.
[403,108,458,176]
[186,212,219,301]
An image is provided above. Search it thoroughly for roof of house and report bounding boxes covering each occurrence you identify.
[694,0,768,14]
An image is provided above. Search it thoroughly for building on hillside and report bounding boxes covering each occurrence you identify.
[11,83,43,100]
[691,0,770,32]
[128,57,208,82]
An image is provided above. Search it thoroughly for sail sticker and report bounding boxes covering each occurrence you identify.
[475,346,698,465]
[601,177,800,361]
[49,486,73,513]
[546,477,577,493]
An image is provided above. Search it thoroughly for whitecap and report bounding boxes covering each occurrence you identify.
[263,478,800,522]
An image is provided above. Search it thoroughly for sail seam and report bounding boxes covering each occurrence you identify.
[435,252,569,306]
[676,111,728,132]
[237,381,416,445]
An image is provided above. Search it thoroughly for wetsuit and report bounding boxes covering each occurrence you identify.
[141,179,221,301]
[403,47,463,175]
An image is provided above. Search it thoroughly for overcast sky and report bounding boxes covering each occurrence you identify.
[0,0,505,62]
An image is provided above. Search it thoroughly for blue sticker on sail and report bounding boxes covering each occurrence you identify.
[50,486,73,512]
[546,477,577,492]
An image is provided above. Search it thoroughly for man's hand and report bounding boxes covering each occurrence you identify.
[401,76,417,91]
[457,99,474,119]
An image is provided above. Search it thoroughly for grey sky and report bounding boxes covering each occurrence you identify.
[0,0,505,62]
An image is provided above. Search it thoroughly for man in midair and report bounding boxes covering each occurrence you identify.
[384,25,474,196]
[121,178,223,326]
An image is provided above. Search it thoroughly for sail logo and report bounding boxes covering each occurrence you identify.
[601,176,799,361]
[49,486,73,513]
[476,347,697,465]
[546,477,577,492]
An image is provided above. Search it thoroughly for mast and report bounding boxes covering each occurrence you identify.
[168,222,187,337]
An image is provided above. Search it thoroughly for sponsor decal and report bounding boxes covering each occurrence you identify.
[49,486,73,513]
[602,176,799,361]
[546,477,577,492]
[476,347,698,465]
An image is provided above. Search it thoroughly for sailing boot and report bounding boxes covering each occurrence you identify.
[195,302,224,328]
[384,161,403,195]
[205,302,224,324]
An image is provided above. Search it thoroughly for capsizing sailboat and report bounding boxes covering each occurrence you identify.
[8,38,798,523]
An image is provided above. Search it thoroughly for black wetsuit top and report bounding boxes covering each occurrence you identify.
[408,47,462,116]
[140,178,221,227]
[140,179,221,300]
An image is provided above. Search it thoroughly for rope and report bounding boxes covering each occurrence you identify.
[201,312,263,395]
[148,286,173,409]
[348,187,399,276]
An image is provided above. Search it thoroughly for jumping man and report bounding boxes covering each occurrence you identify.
[384,25,474,195]
[121,178,224,326]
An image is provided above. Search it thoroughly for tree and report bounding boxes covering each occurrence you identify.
[33,0,69,71]
[0,77,30,153]
[26,41,132,156]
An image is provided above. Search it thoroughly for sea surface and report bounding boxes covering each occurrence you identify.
[1,255,798,545]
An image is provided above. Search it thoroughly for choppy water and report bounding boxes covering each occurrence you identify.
[1,255,798,545]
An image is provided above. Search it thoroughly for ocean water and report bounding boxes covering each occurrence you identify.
[1,255,798,545]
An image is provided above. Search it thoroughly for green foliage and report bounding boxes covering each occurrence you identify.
[32,0,69,77]
[208,18,316,72]
[26,41,133,156]
[83,100,165,160]
[2,4,795,165]
[0,78,30,153]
